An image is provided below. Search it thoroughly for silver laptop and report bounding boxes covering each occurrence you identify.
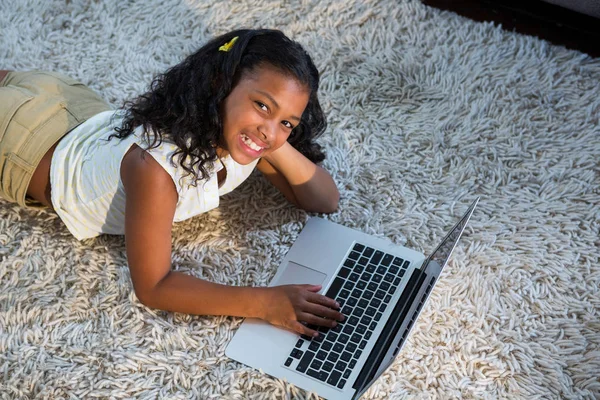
[226,198,479,399]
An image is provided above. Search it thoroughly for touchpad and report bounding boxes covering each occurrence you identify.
[273,262,327,286]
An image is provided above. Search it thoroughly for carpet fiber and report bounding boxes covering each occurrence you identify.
[1,0,599,398]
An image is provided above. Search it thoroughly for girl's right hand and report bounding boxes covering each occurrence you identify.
[259,284,345,337]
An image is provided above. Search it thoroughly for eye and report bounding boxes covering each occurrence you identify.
[282,121,294,129]
[255,101,268,112]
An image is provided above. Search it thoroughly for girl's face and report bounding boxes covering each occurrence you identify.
[219,65,310,164]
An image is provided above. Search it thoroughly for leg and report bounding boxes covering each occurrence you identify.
[0,70,12,85]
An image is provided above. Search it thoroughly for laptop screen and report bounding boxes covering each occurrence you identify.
[423,197,479,272]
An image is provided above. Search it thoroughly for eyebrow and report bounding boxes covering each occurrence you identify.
[255,90,301,122]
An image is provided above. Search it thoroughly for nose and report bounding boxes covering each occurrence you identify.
[257,120,277,145]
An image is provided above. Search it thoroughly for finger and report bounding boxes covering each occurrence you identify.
[304,284,322,293]
[306,291,341,310]
[302,302,345,322]
[291,320,318,338]
[298,312,339,329]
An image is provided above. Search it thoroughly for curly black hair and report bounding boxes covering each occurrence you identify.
[109,29,327,185]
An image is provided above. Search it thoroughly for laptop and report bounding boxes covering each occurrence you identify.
[226,198,479,399]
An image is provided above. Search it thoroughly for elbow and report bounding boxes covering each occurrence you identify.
[322,190,340,214]
[307,190,340,214]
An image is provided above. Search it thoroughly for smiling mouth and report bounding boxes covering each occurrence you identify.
[241,133,265,152]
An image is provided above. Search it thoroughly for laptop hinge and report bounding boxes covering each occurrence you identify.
[351,268,427,397]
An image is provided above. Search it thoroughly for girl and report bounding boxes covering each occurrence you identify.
[0,29,344,337]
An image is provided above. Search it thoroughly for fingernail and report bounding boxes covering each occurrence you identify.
[335,302,340,308]
[313,332,319,338]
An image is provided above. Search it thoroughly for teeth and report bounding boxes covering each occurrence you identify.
[241,134,263,152]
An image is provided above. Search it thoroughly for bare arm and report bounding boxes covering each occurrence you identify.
[257,141,339,213]
[120,144,343,335]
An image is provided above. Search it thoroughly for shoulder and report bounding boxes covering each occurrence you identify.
[121,143,178,205]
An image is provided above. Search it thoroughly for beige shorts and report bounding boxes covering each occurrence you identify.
[0,71,111,208]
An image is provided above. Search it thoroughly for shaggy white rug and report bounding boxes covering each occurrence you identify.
[1,0,599,398]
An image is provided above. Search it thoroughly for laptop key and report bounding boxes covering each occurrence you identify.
[359,340,367,349]
[348,251,361,261]
[366,264,376,273]
[371,251,384,264]
[389,265,399,274]
[357,256,369,266]
[351,307,364,317]
[384,273,394,283]
[317,371,329,382]
[343,325,354,335]
[343,369,352,379]
[333,343,344,353]
[309,341,320,352]
[370,298,381,308]
[327,370,342,386]
[343,261,354,271]
[346,342,357,353]
[382,254,394,266]
[322,341,333,351]
[349,273,360,282]
[356,280,367,290]
[316,350,327,360]
[337,379,347,389]
[380,282,390,291]
[363,290,374,300]
[365,306,377,316]
[354,265,364,274]
[348,316,360,326]
[341,351,353,362]
[356,324,367,335]
[335,360,348,371]
[402,260,410,269]
[285,357,293,367]
[295,339,304,348]
[326,331,339,342]
[338,334,350,344]
[342,306,352,315]
[351,289,362,298]
[327,352,340,363]
[370,321,377,331]
[367,282,378,292]
[363,247,374,257]
[358,299,369,308]
[376,266,387,275]
[296,351,315,372]
[307,368,320,379]
[375,312,382,321]
[361,316,373,326]
[346,297,358,307]
[365,331,372,340]
[372,274,382,283]
[392,257,404,266]
[375,290,386,299]
[353,243,365,252]
[385,295,392,303]
[325,277,345,300]
[323,361,334,372]
[339,289,350,299]
[350,333,362,343]
[349,359,357,368]
[343,281,354,291]
[311,360,323,370]
[291,349,303,359]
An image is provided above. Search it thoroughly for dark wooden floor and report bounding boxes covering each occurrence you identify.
[422,0,600,57]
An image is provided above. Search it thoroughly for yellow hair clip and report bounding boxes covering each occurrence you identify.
[219,36,239,52]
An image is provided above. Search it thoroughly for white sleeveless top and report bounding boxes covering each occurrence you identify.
[50,110,259,240]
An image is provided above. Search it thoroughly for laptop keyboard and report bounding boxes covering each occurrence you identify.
[284,242,411,389]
